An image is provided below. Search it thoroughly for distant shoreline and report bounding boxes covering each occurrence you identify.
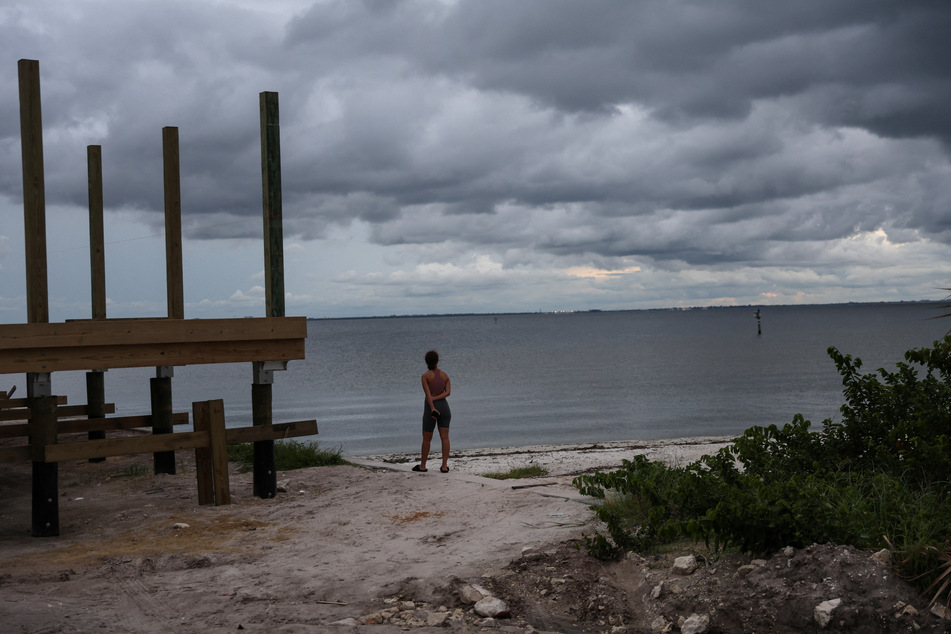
[308,299,942,321]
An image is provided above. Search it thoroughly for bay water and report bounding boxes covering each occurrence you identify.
[17,302,946,456]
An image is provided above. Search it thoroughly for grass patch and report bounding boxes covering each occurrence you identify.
[482,464,549,480]
[227,440,346,473]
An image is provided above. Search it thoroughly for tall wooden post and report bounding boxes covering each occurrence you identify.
[152,127,183,475]
[86,145,107,460]
[19,59,48,325]
[261,92,285,319]
[163,126,184,320]
[19,59,58,536]
[253,91,284,499]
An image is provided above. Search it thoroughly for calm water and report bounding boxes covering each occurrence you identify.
[15,303,946,456]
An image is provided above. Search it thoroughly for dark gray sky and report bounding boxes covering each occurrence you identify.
[2,0,949,320]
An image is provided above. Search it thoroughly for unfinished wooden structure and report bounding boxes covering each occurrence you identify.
[1,59,317,536]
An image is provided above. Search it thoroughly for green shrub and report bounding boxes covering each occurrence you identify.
[482,464,549,480]
[227,440,346,473]
[574,335,951,594]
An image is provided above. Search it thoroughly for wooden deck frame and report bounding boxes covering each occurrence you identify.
[9,59,312,534]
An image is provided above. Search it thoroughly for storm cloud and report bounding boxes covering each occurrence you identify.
[1,0,949,319]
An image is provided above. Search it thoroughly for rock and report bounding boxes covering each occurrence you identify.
[426,611,449,626]
[750,559,768,567]
[736,564,757,577]
[474,596,508,618]
[480,617,500,628]
[672,555,698,575]
[783,546,795,557]
[276,479,289,493]
[459,584,487,604]
[814,598,842,628]
[681,613,709,634]
[870,548,891,566]
[650,581,664,599]
[330,617,360,626]
[399,600,416,611]
[650,615,672,633]
[521,545,544,560]
[172,522,190,530]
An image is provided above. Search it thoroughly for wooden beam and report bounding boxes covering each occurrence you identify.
[0,445,31,463]
[41,430,210,462]
[0,412,189,438]
[162,127,184,320]
[2,420,314,464]
[0,317,306,373]
[0,403,116,422]
[225,420,317,444]
[0,395,68,411]
[0,316,305,349]
[18,59,49,325]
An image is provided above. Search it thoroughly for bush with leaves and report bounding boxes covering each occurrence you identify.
[574,335,951,597]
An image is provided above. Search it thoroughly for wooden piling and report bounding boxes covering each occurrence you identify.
[151,375,175,475]
[252,383,276,498]
[254,91,284,499]
[85,371,106,462]
[86,145,107,459]
[19,59,58,536]
[29,389,58,537]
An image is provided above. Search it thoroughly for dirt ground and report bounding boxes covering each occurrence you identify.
[1,443,948,633]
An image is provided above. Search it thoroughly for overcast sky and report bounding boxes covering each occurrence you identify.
[2,0,950,321]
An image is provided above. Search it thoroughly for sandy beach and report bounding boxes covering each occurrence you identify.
[1,434,942,633]
[353,436,736,478]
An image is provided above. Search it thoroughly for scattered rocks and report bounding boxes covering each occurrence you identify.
[672,555,698,575]
[680,613,709,634]
[475,596,509,618]
[814,597,842,628]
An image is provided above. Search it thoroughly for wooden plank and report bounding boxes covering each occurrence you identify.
[0,402,115,421]
[193,401,214,505]
[0,336,305,374]
[0,412,188,440]
[207,399,230,506]
[226,420,317,444]
[41,430,210,462]
[0,445,31,463]
[162,127,184,320]
[260,91,285,319]
[18,59,49,325]
[0,317,305,350]
[0,395,68,413]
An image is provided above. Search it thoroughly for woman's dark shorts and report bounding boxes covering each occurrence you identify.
[423,399,451,433]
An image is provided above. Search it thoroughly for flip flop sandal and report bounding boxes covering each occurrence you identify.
[440,466,449,473]
[412,465,427,472]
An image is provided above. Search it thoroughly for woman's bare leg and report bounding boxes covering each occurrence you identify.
[420,431,433,470]
[438,427,450,470]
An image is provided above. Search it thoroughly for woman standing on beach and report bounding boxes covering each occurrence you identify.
[414,350,451,473]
